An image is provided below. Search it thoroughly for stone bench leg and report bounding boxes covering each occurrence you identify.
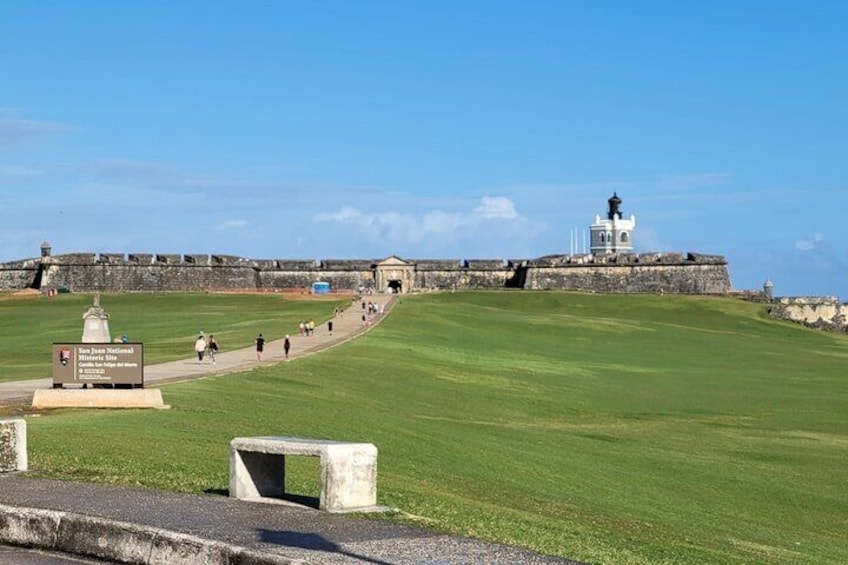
[321,444,377,512]
[0,419,27,473]
[229,450,286,499]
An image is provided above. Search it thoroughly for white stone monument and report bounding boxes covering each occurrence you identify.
[82,293,111,343]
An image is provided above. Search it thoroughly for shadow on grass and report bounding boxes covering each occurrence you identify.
[257,529,397,565]
[205,488,229,497]
[206,488,321,510]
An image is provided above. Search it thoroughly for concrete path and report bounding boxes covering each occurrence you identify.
[0,293,395,406]
[0,292,583,565]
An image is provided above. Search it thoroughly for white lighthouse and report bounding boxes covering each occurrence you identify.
[590,193,636,254]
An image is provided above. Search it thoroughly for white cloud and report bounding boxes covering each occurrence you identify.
[313,196,543,255]
[421,210,463,235]
[473,196,518,219]
[315,206,365,223]
[217,219,248,230]
[795,233,824,252]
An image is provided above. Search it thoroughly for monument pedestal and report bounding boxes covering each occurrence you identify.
[82,293,111,343]
[31,389,168,410]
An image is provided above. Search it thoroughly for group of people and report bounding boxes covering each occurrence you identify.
[193,333,219,364]
[254,333,292,361]
[195,332,288,363]
[298,320,316,336]
[361,299,383,325]
[196,298,384,364]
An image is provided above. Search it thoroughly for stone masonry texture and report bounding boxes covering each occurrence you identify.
[0,251,732,294]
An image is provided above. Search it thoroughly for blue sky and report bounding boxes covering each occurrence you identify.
[1,1,845,298]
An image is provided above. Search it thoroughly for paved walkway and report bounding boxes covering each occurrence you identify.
[0,475,578,565]
[0,293,581,565]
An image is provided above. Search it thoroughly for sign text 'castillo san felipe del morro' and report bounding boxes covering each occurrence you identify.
[0,194,732,295]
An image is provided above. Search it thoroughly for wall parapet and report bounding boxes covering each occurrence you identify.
[464,260,509,270]
[0,258,40,270]
[529,252,728,267]
[273,260,322,271]
[319,259,376,270]
[414,260,465,270]
[774,296,840,305]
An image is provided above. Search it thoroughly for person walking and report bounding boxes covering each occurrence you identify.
[207,334,218,364]
[194,335,207,364]
[284,335,291,359]
[255,333,265,361]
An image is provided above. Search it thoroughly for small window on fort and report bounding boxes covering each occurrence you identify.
[620,232,629,243]
[600,233,606,243]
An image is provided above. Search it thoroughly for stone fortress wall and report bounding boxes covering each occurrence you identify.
[521,252,730,294]
[767,296,847,333]
[0,248,733,295]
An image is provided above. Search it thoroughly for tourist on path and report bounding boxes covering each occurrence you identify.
[284,335,291,359]
[207,335,218,364]
[194,335,207,363]
[255,333,265,361]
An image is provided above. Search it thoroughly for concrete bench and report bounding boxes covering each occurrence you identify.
[229,436,378,512]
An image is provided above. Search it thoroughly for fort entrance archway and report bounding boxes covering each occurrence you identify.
[374,256,415,294]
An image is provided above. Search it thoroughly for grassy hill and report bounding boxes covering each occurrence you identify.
[13,292,848,564]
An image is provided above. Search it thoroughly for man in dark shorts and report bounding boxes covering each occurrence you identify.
[255,333,265,361]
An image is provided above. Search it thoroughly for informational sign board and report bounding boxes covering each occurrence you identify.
[52,343,144,387]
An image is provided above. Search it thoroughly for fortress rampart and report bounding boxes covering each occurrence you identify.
[767,297,847,332]
[0,250,732,295]
[522,252,731,294]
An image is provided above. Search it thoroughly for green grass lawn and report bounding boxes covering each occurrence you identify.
[0,292,347,381]
[9,292,848,564]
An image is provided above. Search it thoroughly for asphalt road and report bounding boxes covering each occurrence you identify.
[0,545,113,564]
